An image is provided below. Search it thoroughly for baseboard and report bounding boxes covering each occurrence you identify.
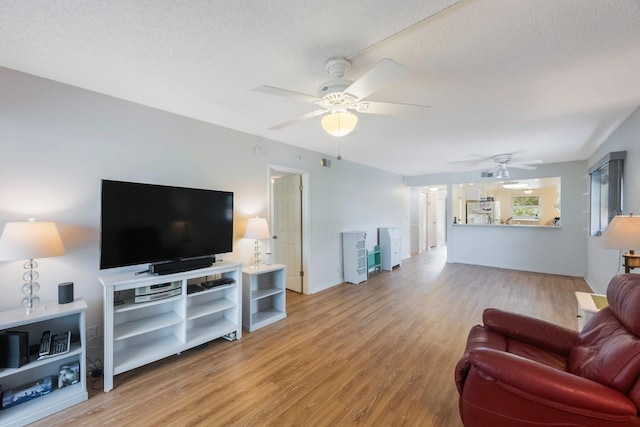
[311,279,344,294]
[582,275,598,293]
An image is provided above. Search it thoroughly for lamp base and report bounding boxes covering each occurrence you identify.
[21,280,42,314]
[623,252,640,273]
[20,301,44,315]
[253,239,262,269]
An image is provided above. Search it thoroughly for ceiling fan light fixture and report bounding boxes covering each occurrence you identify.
[321,111,358,137]
[496,165,509,179]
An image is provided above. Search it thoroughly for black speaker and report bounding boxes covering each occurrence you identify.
[0,332,29,368]
[58,282,74,304]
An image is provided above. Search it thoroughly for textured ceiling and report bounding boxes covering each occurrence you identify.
[2,0,640,175]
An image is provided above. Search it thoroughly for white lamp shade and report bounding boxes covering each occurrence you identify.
[321,111,358,137]
[244,217,271,240]
[0,221,66,261]
[603,215,640,250]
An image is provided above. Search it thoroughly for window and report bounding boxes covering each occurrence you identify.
[589,151,625,236]
[512,195,541,219]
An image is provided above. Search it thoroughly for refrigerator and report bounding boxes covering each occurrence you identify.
[467,201,501,224]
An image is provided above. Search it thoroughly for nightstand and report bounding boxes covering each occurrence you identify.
[242,264,287,332]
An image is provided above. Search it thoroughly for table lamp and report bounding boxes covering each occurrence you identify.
[602,213,640,273]
[0,220,66,313]
[244,217,270,269]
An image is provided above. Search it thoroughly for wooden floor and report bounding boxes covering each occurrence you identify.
[33,247,591,427]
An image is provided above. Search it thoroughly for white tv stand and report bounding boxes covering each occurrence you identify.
[99,261,242,392]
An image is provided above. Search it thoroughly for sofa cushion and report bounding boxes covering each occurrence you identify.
[570,308,640,394]
[465,323,568,371]
[507,339,568,371]
[607,274,640,336]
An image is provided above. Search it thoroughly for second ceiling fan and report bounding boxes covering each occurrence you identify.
[253,57,429,137]
[491,154,542,179]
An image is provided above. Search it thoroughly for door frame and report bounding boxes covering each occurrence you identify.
[418,186,448,250]
[268,164,311,295]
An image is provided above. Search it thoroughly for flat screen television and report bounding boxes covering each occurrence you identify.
[100,180,233,270]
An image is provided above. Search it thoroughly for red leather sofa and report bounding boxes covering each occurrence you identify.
[455,274,640,426]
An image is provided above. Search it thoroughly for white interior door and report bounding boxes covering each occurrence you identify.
[273,174,303,292]
[427,192,437,248]
[419,192,427,253]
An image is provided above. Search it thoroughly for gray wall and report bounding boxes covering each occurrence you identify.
[585,106,640,294]
[405,106,640,288]
[0,67,410,343]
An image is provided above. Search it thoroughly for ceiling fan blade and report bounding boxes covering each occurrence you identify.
[253,85,322,104]
[356,100,429,117]
[268,109,328,130]
[519,160,543,165]
[510,163,538,170]
[344,58,409,101]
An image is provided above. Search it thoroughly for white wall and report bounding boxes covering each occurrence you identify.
[404,160,588,276]
[585,106,640,294]
[0,68,410,346]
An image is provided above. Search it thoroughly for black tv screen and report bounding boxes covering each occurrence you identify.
[100,180,233,269]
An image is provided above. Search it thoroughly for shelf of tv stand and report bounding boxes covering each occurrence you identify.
[113,317,238,376]
[187,318,238,345]
[188,297,236,320]
[100,261,243,392]
[113,335,183,375]
[114,311,183,341]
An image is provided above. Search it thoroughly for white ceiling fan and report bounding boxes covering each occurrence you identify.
[253,57,429,136]
[490,154,542,179]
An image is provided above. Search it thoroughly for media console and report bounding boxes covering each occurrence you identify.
[99,261,242,392]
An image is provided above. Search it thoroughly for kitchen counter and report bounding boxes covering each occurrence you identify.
[453,223,561,229]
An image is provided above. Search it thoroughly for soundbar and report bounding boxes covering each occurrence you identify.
[148,256,216,275]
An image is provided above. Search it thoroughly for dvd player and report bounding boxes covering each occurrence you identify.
[134,288,182,303]
[135,281,181,296]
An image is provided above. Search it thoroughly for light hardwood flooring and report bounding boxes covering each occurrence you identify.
[32,247,591,426]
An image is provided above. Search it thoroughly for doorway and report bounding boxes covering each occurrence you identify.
[269,165,310,294]
[419,186,448,251]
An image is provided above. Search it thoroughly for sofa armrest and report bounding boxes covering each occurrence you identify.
[483,308,578,355]
[469,348,636,415]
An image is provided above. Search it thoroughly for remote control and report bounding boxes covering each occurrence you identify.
[39,330,51,356]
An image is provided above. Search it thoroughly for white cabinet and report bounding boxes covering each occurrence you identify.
[379,227,401,271]
[343,231,368,284]
[575,291,607,331]
[242,264,286,332]
[0,300,88,427]
[100,262,242,392]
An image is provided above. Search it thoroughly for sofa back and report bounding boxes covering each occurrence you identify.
[569,274,640,407]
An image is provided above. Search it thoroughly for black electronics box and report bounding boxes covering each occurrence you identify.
[0,331,29,368]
